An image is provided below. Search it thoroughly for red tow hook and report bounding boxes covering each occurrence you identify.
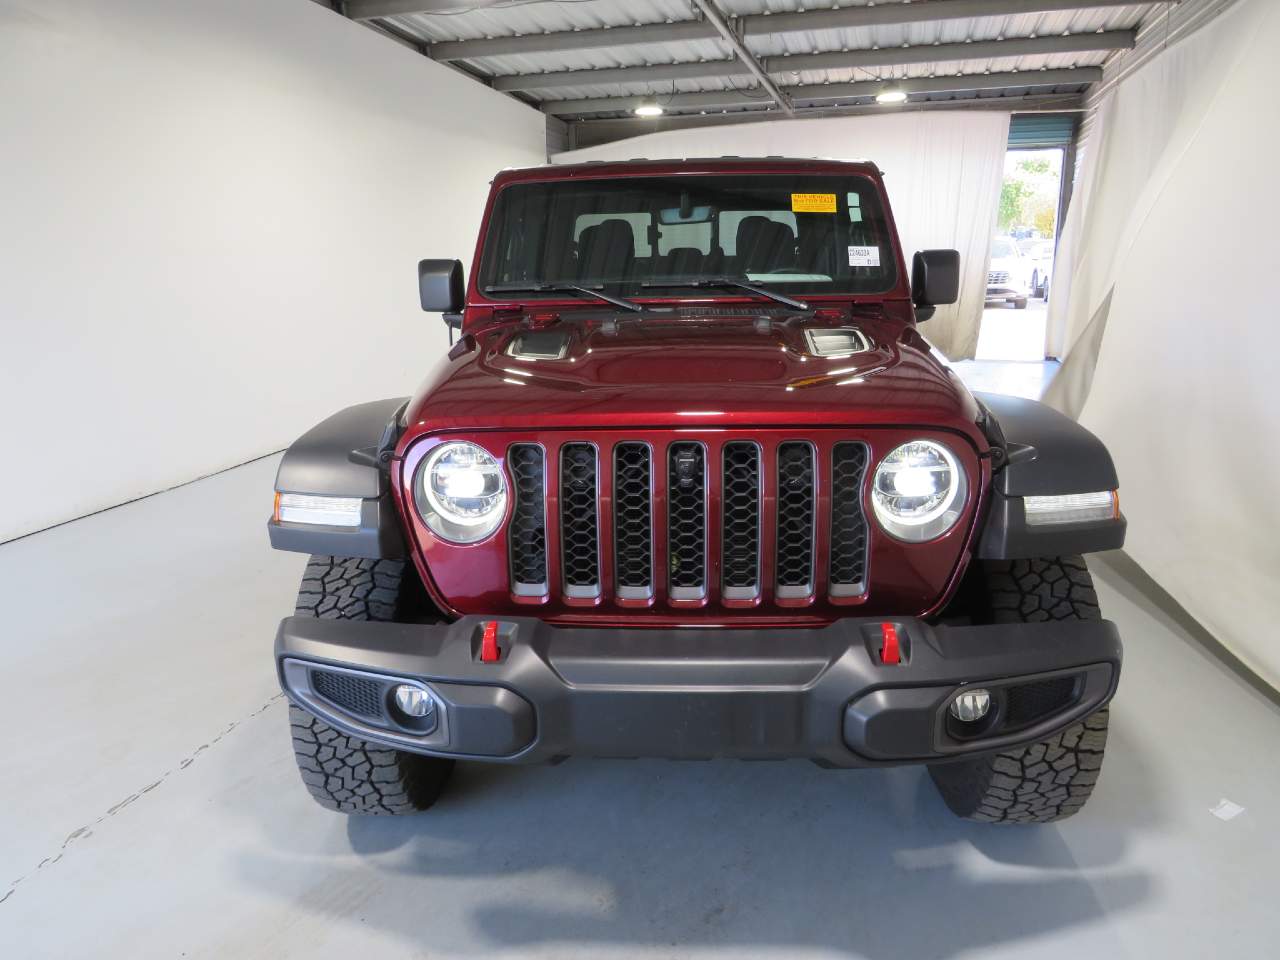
[480,620,501,663]
[879,622,901,665]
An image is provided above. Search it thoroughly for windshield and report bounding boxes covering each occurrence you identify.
[478,173,899,300]
[991,237,1019,259]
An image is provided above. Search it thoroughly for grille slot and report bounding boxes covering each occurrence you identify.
[721,442,761,599]
[613,442,653,599]
[775,442,816,598]
[508,444,547,595]
[560,443,600,598]
[830,442,870,597]
[310,669,384,720]
[1004,676,1079,728]
[667,441,707,599]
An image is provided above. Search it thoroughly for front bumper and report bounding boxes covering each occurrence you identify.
[276,615,1121,768]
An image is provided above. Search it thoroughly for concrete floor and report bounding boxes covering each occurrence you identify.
[3,391,1279,956]
[952,297,1059,401]
[975,296,1050,364]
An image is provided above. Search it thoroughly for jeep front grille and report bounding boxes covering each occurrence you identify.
[988,270,1010,285]
[613,442,653,599]
[830,442,871,595]
[775,442,817,598]
[721,442,761,599]
[506,435,873,608]
[508,444,548,596]
[667,441,708,599]
[559,442,600,598]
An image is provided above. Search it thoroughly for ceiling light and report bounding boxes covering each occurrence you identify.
[876,87,908,104]
[634,103,664,117]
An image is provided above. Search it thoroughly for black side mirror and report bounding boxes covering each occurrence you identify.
[911,250,960,319]
[419,258,464,313]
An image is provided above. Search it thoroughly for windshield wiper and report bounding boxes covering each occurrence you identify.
[641,277,810,312]
[484,282,643,313]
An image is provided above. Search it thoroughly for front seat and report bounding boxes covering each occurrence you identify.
[735,216,797,275]
[577,220,637,282]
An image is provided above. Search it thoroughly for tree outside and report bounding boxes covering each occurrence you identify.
[997,149,1062,239]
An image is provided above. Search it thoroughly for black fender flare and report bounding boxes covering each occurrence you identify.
[973,392,1126,559]
[267,398,408,559]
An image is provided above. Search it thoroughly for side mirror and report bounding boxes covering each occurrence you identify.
[911,250,960,318]
[419,258,464,313]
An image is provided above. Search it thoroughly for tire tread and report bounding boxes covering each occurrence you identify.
[928,556,1110,824]
[288,555,453,815]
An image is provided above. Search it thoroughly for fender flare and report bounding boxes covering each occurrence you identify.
[973,392,1126,559]
[267,398,408,559]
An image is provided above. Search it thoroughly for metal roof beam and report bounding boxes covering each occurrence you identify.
[690,0,793,116]
[542,67,1103,117]
[493,31,1134,93]
[495,60,743,93]
[346,1,502,17]
[568,95,1086,150]
[426,0,1156,61]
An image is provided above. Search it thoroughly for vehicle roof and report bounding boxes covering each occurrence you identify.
[492,156,884,185]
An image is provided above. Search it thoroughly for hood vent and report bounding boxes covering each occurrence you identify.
[506,330,570,360]
[804,328,871,358]
[677,306,772,317]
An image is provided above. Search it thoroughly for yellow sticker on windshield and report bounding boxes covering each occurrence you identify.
[791,193,837,213]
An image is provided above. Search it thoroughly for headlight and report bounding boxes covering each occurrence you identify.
[415,441,507,543]
[871,440,967,542]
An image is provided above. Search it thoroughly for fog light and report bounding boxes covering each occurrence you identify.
[393,684,434,719]
[949,688,991,723]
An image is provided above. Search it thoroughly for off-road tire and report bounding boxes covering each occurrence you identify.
[290,704,453,814]
[288,555,454,814]
[928,557,1110,823]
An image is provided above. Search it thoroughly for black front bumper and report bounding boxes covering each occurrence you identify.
[276,615,1121,768]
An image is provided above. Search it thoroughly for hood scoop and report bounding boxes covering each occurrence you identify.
[506,329,570,360]
[804,327,872,358]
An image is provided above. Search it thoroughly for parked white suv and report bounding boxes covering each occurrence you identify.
[986,236,1031,309]
[1019,238,1055,299]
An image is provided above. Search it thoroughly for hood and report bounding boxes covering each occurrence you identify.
[401,306,982,443]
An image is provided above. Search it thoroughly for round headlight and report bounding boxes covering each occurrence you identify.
[415,441,507,543]
[871,440,967,542]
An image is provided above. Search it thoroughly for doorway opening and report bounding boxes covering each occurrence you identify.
[974,146,1065,364]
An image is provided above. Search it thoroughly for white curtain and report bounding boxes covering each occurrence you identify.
[1045,0,1280,690]
[553,112,1009,359]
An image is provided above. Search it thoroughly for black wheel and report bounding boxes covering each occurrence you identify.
[1031,270,1040,296]
[927,557,1110,823]
[1041,277,1050,301]
[289,556,455,814]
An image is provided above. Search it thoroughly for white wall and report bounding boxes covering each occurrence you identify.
[553,111,1010,360]
[0,0,546,541]
[1044,0,1280,690]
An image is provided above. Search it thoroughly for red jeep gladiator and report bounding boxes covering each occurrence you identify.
[269,158,1124,823]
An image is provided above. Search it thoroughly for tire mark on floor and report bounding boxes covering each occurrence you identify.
[1,693,285,906]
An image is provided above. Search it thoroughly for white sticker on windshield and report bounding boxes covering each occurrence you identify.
[848,245,880,267]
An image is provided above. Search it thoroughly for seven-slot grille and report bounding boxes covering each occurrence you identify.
[508,438,872,606]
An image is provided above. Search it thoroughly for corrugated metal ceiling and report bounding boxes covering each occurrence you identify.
[344,1,1163,124]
